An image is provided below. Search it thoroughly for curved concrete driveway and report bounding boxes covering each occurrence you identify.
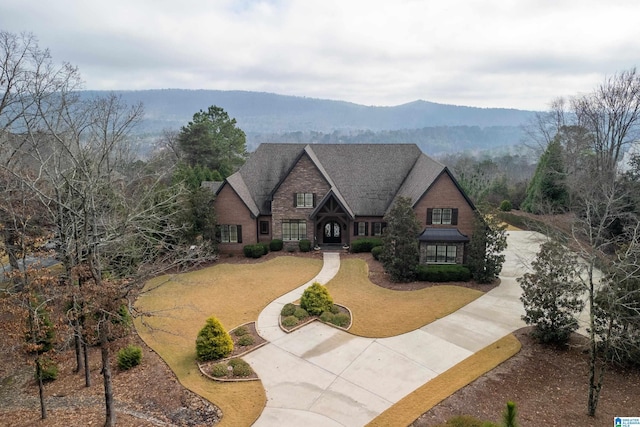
[244,231,544,426]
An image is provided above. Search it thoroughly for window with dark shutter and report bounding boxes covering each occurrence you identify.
[451,208,458,225]
[237,225,242,243]
[426,208,433,225]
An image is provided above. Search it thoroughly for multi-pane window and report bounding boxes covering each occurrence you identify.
[358,221,367,236]
[296,193,314,208]
[425,245,457,263]
[259,221,269,235]
[282,219,307,241]
[372,222,386,236]
[220,225,241,243]
[431,208,452,225]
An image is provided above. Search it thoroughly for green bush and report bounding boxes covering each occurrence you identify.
[371,245,383,260]
[299,239,311,252]
[300,282,333,316]
[237,335,254,346]
[117,344,143,370]
[499,200,513,212]
[210,363,228,377]
[319,311,335,323]
[329,313,350,328]
[281,315,299,328]
[229,358,253,377]
[233,326,249,336]
[280,303,296,317]
[195,316,234,361]
[415,264,471,282]
[293,307,309,320]
[257,242,269,255]
[269,239,284,251]
[36,358,58,382]
[350,238,383,253]
[329,304,341,314]
[243,244,265,258]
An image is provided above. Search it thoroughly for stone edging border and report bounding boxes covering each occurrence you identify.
[197,321,268,383]
[278,303,353,333]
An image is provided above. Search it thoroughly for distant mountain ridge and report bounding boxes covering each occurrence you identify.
[80,89,538,155]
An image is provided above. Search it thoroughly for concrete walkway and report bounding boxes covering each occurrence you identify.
[244,231,544,426]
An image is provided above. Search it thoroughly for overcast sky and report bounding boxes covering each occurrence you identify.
[2,0,639,110]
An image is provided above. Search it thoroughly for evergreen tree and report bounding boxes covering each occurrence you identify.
[380,197,421,282]
[522,136,569,214]
[467,212,507,284]
[177,105,247,176]
[518,240,585,344]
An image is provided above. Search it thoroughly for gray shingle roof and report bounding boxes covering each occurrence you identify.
[418,228,470,242]
[223,143,448,217]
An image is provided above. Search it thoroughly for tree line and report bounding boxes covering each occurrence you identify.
[0,31,246,425]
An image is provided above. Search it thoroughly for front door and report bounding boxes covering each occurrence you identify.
[324,221,341,244]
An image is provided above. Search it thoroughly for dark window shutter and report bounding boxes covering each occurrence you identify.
[426,208,433,225]
[313,193,316,207]
[354,222,358,236]
[451,208,458,225]
[293,193,297,207]
[365,222,369,236]
[237,225,242,243]
[215,225,221,243]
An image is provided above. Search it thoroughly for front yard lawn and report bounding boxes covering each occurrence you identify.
[134,256,323,427]
[325,258,484,337]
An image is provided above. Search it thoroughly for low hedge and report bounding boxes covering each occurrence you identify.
[270,239,284,251]
[350,238,383,253]
[371,246,383,260]
[299,239,311,252]
[415,264,471,282]
[243,243,268,258]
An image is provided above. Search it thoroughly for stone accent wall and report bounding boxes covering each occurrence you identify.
[413,172,475,238]
[272,153,331,243]
[214,184,256,253]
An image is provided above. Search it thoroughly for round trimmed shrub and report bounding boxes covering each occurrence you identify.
[237,335,255,346]
[500,199,513,212]
[319,311,335,323]
[282,315,299,328]
[233,326,249,336]
[196,316,234,361]
[270,239,284,251]
[210,363,228,378]
[300,282,333,316]
[329,304,341,314]
[229,358,253,377]
[330,313,350,328]
[371,245,383,261]
[281,303,296,316]
[117,344,142,370]
[299,239,311,252]
[293,307,309,320]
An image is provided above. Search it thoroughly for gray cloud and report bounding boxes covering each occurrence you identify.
[2,0,640,110]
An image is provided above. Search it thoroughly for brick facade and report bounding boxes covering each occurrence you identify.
[272,153,331,247]
[413,172,475,238]
[215,183,256,253]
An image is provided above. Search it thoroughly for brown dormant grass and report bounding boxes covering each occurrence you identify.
[367,334,522,427]
[134,256,322,427]
[325,258,484,337]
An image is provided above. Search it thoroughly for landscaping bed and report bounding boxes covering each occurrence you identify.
[198,322,266,382]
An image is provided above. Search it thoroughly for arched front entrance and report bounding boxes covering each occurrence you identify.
[323,220,342,244]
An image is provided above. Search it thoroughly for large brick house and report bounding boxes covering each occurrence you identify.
[207,143,477,264]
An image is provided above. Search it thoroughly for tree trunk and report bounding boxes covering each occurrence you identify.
[35,357,47,420]
[100,327,116,427]
[74,320,83,374]
[83,339,91,387]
